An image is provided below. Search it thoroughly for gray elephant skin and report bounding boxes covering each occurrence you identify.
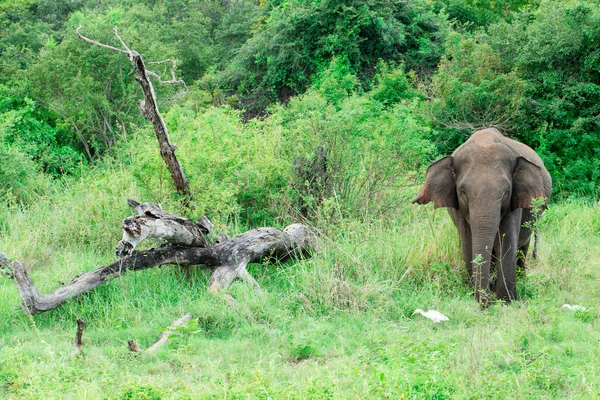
[412,128,552,303]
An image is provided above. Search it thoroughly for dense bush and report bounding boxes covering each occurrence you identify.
[493,0,600,195]
[429,0,600,195]
[2,0,262,160]
[434,0,538,29]
[0,0,597,219]
[212,0,447,115]
[118,105,290,227]
[273,79,436,222]
[0,86,81,177]
[426,31,528,150]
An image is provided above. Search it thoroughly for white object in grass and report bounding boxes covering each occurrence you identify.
[413,309,449,323]
[562,304,586,311]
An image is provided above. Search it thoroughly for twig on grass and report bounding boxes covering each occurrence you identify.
[127,313,193,354]
[526,352,546,366]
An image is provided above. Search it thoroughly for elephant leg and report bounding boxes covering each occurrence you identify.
[489,239,499,293]
[495,210,521,302]
[517,241,530,271]
[449,209,472,279]
[517,208,534,271]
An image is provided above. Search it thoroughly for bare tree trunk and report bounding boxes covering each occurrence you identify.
[132,54,192,203]
[75,27,193,204]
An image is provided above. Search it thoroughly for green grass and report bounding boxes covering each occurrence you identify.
[1,196,599,399]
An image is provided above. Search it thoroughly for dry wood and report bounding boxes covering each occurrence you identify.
[128,340,142,353]
[75,26,193,204]
[146,313,193,353]
[74,318,85,351]
[1,201,314,315]
[127,314,193,354]
[115,199,211,258]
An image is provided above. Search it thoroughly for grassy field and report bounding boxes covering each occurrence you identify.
[2,1,599,398]
[1,189,599,399]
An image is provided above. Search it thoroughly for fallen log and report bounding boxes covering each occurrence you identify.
[1,201,314,315]
[115,199,212,258]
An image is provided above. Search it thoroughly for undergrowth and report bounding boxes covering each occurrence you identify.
[1,196,599,398]
[0,81,599,400]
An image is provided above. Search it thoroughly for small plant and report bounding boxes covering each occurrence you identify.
[472,253,484,266]
[289,343,320,363]
[120,384,163,400]
[0,266,11,278]
[522,197,548,231]
[574,309,594,323]
[170,319,201,346]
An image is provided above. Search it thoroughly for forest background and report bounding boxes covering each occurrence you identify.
[1,0,599,398]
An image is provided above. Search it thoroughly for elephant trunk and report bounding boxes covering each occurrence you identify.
[470,213,500,304]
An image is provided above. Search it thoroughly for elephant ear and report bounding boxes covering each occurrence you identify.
[412,156,458,209]
[511,156,546,210]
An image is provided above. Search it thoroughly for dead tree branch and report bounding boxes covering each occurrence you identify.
[147,313,193,353]
[115,199,212,258]
[1,201,314,315]
[127,314,193,354]
[147,59,187,89]
[75,26,129,54]
[75,26,193,204]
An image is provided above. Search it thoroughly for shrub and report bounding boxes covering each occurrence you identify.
[275,89,436,222]
[212,0,447,115]
[426,31,528,151]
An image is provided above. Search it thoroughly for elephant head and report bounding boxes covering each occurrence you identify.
[412,129,550,303]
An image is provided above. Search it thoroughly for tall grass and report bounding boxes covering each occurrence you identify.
[1,88,599,398]
[1,192,598,398]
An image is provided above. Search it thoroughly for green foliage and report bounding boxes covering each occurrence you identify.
[426,1,600,195]
[289,343,320,362]
[314,56,361,106]
[0,85,82,177]
[122,105,289,227]
[1,0,596,197]
[275,89,436,222]
[26,8,161,158]
[213,0,447,114]
[0,0,70,83]
[435,0,539,29]
[0,141,51,206]
[0,89,63,206]
[370,63,418,106]
[120,384,163,400]
[427,31,528,150]
[487,0,600,195]
[16,0,259,160]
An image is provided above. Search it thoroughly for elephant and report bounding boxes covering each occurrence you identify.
[412,128,552,303]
